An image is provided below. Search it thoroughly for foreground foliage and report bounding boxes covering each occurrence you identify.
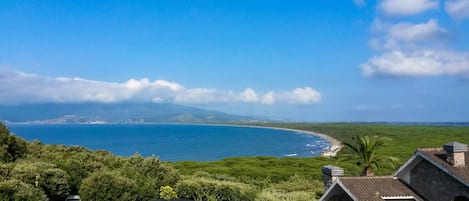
[176,175,257,201]
[0,122,179,201]
[160,186,178,200]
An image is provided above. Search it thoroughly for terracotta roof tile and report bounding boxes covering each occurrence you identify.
[417,147,469,183]
[338,176,424,201]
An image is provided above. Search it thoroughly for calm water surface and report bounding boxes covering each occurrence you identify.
[8,124,330,161]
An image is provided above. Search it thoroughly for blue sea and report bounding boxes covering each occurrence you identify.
[8,124,330,162]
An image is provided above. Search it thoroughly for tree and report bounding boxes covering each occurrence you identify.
[11,161,71,201]
[0,179,47,201]
[0,122,28,162]
[126,154,179,187]
[41,168,71,201]
[80,170,139,201]
[343,135,398,176]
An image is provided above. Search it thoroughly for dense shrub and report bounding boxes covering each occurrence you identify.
[256,190,315,201]
[25,142,122,193]
[125,154,180,187]
[11,161,55,184]
[0,123,28,162]
[160,186,178,200]
[11,161,71,201]
[80,170,139,201]
[0,163,13,180]
[176,176,257,201]
[255,175,323,201]
[41,168,71,201]
[0,179,47,201]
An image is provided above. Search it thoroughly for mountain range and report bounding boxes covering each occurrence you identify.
[0,103,266,124]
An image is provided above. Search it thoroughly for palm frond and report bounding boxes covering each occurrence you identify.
[342,135,395,176]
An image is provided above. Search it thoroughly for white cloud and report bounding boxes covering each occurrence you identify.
[379,0,439,16]
[445,0,469,19]
[173,88,235,104]
[362,18,469,78]
[152,97,165,103]
[152,80,185,91]
[239,88,259,103]
[123,78,184,91]
[361,50,469,77]
[0,68,321,105]
[370,19,447,50]
[362,0,469,79]
[258,87,321,105]
[287,87,321,104]
[387,19,447,43]
[261,92,276,105]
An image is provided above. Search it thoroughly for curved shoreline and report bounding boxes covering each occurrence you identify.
[199,123,343,155]
[241,125,343,157]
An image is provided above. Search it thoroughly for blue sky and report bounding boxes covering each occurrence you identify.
[1,0,469,122]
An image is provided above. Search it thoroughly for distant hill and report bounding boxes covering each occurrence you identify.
[0,103,266,124]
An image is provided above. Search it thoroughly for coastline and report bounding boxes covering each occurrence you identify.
[200,123,343,156]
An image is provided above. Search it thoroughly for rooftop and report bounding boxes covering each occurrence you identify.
[338,176,424,201]
[417,147,469,183]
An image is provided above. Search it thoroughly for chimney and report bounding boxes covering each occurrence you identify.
[321,165,344,191]
[443,142,467,168]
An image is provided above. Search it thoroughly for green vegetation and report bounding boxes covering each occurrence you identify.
[2,122,469,201]
[175,123,469,200]
[160,186,178,200]
[176,175,257,201]
[343,135,398,176]
[0,123,28,162]
[0,122,179,201]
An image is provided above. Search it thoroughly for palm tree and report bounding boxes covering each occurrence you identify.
[343,135,398,177]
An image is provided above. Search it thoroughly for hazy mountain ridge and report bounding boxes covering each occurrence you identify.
[0,103,265,124]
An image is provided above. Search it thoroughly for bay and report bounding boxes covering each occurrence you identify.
[8,124,330,162]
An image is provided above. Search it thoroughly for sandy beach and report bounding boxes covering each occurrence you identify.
[244,125,343,157]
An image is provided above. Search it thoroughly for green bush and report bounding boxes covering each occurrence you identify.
[80,170,138,201]
[175,178,203,200]
[125,154,180,187]
[0,163,13,180]
[256,190,315,201]
[160,186,178,200]
[11,161,71,201]
[176,176,257,201]
[0,179,47,201]
[0,123,28,162]
[255,175,323,201]
[41,168,70,201]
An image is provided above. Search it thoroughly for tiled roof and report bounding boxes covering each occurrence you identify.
[338,176,424,201]
[417,147,469,183]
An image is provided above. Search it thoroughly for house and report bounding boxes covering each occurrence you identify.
[320,142,469,201]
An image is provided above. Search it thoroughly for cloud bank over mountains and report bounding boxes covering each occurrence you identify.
[360,0,469,78]
[0,68,320,105]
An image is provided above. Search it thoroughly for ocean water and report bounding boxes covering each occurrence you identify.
[8,124,330,162]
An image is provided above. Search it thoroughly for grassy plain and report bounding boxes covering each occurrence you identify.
[174,123,469,200]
